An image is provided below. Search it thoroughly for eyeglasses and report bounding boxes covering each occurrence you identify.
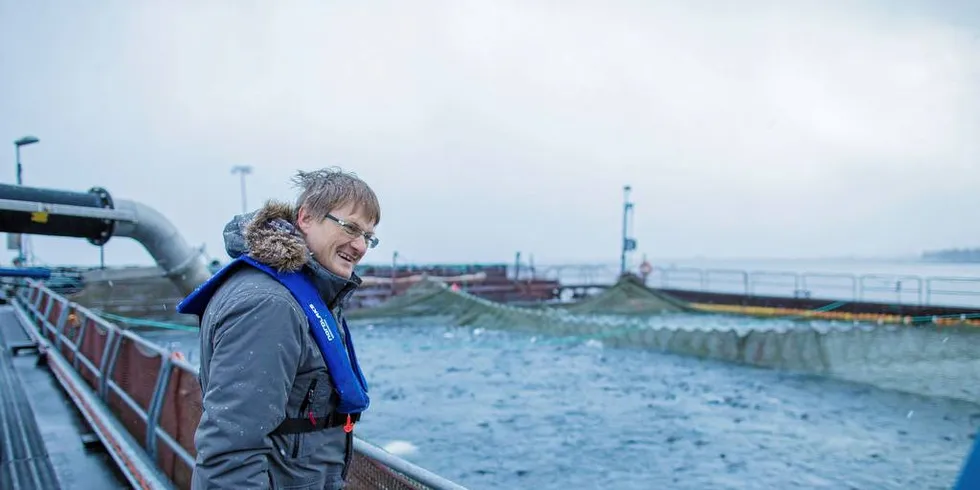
[324,214,379,249]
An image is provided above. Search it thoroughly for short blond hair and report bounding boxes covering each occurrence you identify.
[291,167,381,226]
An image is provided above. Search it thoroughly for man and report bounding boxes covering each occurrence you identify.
[177,168,381,489]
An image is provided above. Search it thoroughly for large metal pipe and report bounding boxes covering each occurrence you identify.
[0,183,211,295]
[0,184,117,245]
[111,199,212,294]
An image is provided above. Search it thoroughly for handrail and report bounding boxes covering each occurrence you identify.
[11,279,468,490]
[800,272,857,300]
[858,274,923,305]
[660,267,705,290]
[642,266,980,307]
[925,276,980,304]
[748,271,800,296]
[703,269,749,294]
[354,438,469,490]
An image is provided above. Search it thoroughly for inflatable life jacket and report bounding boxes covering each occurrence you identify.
[176,256,370,421]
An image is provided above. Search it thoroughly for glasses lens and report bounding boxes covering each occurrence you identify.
[330,215,378,249]
[341,223,361,237]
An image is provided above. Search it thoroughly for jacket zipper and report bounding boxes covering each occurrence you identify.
[292,378,318,458]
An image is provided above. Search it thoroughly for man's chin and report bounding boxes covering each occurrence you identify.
[325,260,354,279]
[311,253,354,279]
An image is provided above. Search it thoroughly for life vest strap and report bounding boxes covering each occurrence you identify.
[274,412,361,435]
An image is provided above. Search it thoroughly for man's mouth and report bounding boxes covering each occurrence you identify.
[337,251,357,263]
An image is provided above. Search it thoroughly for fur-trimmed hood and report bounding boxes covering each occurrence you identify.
[223,200,362,309]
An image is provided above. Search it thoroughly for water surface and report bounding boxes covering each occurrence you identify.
[146,315,978,489]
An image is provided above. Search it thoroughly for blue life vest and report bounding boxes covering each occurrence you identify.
[955,434,980,490]
[176,255,370,414]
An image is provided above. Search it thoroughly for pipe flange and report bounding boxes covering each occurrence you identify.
[86,186,116,246]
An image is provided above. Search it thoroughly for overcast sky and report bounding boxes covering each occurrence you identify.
[1,1,978,268]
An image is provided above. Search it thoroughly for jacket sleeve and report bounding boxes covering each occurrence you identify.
[193,291,306,489]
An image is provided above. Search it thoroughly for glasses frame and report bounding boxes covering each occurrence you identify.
[325,213,379,249]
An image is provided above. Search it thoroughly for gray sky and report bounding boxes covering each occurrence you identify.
[1,1,978,267]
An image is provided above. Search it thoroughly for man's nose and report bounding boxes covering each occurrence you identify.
[350,235,368,254]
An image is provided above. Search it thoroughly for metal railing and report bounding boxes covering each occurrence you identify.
[10,280,468,490]
[645,267,980,308]
[532,263,980,308]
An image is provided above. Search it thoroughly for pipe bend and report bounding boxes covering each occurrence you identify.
[112,199,211,295]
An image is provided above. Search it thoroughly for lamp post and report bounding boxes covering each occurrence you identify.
[14,135,39,186]
[230,165,253,214]
[13,136,40,264]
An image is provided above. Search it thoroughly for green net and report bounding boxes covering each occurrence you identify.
[350,277,980,406]
[555,274,692,315]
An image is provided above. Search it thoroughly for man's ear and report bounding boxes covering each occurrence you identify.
[295,206,313,233]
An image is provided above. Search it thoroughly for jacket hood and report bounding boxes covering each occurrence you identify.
[223,200,362,309]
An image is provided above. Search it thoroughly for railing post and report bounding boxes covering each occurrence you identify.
[53,301,69,352]
[145,357,174,461]
[99,329,123,401]
[42,297,56,335]
[30,285,44,322]
[72,313,89,372]
[16,285,28,308]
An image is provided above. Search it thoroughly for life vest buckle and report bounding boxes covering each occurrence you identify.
[343,414,354,433]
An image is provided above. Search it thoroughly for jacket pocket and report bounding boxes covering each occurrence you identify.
[282,370,347,464]
[291,377,319,458]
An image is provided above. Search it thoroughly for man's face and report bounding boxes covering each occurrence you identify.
[296,201,377,278]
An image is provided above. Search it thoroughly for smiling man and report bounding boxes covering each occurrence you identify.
[177,168,380,490]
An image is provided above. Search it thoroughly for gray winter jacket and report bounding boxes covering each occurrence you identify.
[191,201,363,490]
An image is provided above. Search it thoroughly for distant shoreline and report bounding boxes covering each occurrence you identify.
[921,248,980,264]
